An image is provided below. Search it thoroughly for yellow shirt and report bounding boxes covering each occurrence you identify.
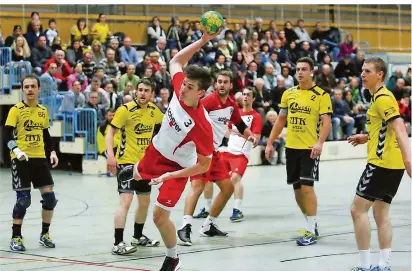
[280,85,332,149]
[366,86,403,169]
[5,102,50,159]
[97,121,120,154]
[70,25,89,43]
[110,101,164,164]
[91,23,110,44]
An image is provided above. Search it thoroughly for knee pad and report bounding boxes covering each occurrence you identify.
[13,191,31,219]
[41,192,58,211]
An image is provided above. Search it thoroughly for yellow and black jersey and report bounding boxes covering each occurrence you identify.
[5,101,50,159]
[97,120,121,155]
[280,85,332,149]
[366,86,403,169]
[110,100,164,164]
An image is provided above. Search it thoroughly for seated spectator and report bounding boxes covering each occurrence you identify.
[4,25,22,47]
[142,66,155,82]
[135,54,151,78]
[315,43,328,65]
[224,30,238,57]
[104,82,121,111]
[233,66,251,95]
[297,41,315,61]
[271,76,287,112]
[99,48,121,88]
[260,110,286,165]
[321,26,341,61]
[91,13,112,45]
[343,90,366,134]
[262,63,277,91]
[191,21,203,42]
[107,37,123,68]
[338,34,358,60]
[91,40,105,63]
[398,94,411,136]
[353,51,365,77]
[25,21,44,49]
[285,41,299,69]
[50,36,62,52]
[230,51,246,76]
[331,89,355,140]
[147,16,166,48]
[386,69,404,91]
[319,54,334,74]
[267,20,278,40]
[70,18,89,46]
[392,78,408,101]
[97,109,119,158]
[154,61,171,94]
[120,36,139,67]
[66,40,83,67]
[316,64,336,94]
[248,31,261,55]
[40,63,59,95]
[279,66,295,89]
[60,80,86,112]
[240,43,254,65]
[267,52,281,76]
[11,35,31,61]
[67,63,88,92]
[156,88,171,113]
[294,19,313,45]
[30,35,53,75]
[149,51,161,73]
[246,61,260,84]
[84,77,110,111]
[119,64,139,92]
[43,50,73,90]
[217,39,232,61]
[44,18,58,47]
[404,68,411,90]
[334,54,357,83]
[166,16,182,50]
[311,21,327,45]
[210,54,229,80]
[260,30,275,48]
[284,21,299,44]
[272,38,288,65]
[118,82,136,101]
[253,79,273,119]
[348,77,361,103]
[78,52,96,82]
[259,43,271,65]
[253,17,265,40]
[277,30,287,47]
[236,28,248,50]
[84,91,106,123]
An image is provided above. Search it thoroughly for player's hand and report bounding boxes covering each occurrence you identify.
[265,144,274,161]
[347,134,368,146]
[16,150,29,161]
[107,155,117,174]
[201,27,222,42]
[310,142,323,159]
[247,135,258,148]
[149,172,171,185]
[50,151,59,168]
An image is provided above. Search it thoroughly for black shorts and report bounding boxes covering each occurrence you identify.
[285,148,319,187]
[117,164,151,195]
[11,158,54,191]
[356,163,404,204]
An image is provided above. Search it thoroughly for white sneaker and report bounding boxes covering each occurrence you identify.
[112,241,137,255]
[131,235,160,247]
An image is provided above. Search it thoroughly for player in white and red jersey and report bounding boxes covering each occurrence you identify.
[224,87,263,222]
[177,70,257,246]
[131,30,220,271]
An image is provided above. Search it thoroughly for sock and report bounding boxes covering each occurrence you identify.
[134,223,144,239]
[12,224,22,238]
[303,213,307,221]
[306,216,316,234]
[205,199,212,212]
[234,199,242,211]
[41,222,50,235]
[203,215,216,229]
[379,248,391,269]
[166,246,178,259]
[181,215,193,229]
[359,249,371,269]
[114,228,124,245]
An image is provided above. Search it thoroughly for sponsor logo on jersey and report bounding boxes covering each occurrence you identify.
[134,123,153,134]
[218,117,230,124]
[290,102,312,114]
[136,137,152,146]
[23,120,43,131]
[167,109,181,132]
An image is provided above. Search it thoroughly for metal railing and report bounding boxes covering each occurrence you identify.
[0,47,12,94]
[75,108,98,159]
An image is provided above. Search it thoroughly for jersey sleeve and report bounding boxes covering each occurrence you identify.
[280,90,289,109]
[251,112,263,134]
[375,95,400,122]
[154,105,164,124]
[171,72,185,98]
[110,105,128,129]
[230,104,243,125]
[44,109,50,129]
[5,106,19,127]
[319,92,333,115]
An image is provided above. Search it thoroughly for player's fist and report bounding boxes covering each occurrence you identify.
[50,151,59,168]
[347,134,368,146]
[106,155,117,174]
[16,150,28,161]
[265,144,274,162]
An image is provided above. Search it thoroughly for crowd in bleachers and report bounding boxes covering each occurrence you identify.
[1,11,411,147]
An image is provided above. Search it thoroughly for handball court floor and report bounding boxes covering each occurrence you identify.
[0,159,410,271]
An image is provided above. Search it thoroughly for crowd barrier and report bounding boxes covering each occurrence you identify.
[75,108,98,160]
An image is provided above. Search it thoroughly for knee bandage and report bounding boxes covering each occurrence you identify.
[13,191,31,219]
[41,192,58,210]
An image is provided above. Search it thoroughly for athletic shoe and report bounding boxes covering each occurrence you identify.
[199,223,228,237]
[112,241,138,255]
[350,266,373,271]
[177,224,192,246]
[10,237,26,251]
[159,256,181,271]
[370,266,391,271]
[131,234,160,247]
[230,208,244,222]
[39,233,56,248]
[193,207,209,218]
[315,222,320,237]
[296,230,318,246]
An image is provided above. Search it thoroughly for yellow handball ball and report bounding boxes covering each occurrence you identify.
[200,11,224,35]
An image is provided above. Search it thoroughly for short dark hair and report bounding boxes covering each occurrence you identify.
[364,57,387,81]
[138,78,155,92]
[296,57,315,71]
[48,18,56,25]
[183,65,212,91]
[245,86,257,98]
[107,108,116,114]
[217,70,233,83]
[21,74,40,89]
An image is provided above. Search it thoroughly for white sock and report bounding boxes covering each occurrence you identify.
[378,248,391,269]
[234,199,242,211]
[359,249,371,269]
[180,215,193,229]
[205,198,212,212]
[306,216,316,234]
[203,215,216,229]
[166,246,178,258]
[303,213,307,221]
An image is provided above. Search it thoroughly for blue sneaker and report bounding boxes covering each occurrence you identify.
[39,233,56,248]
[10,237,26,251]
[296,230,318,246]
[193,207,209,219]
[350,266,373,271]
[370,266,391,271]
[230,208,244,222]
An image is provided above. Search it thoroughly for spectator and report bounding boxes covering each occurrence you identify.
[218,17,230,40]
[316,64,336,94]
[66,62,88,92]
[84,91,106,123]
[108,37,123,66]
[398,94,411,135]
[392,78,408,101]
[260,30,275,48]
[353,51,365,76]
[91,40,105,63]
[267,20,278,40]
[27,12,43,33]
[78,53,96,83]
[40,62,59,95]
[60,80,86,112]
[11,35,31,61]
[338,34,358,60]
[236,29,248,50]
[322,26,341,61]
[70,18,89,46]
[260,110,286,165]
[50,36,62,52]
[25,21,44,49]
[277,30,287,47]
[154,61,171,94]
[104,82,121,110]
[311,22,326,44]
[233,66,251,94]
[234,91,244,108]
[91,13,112,45]
[166,16,182,50]
[272,38,288,65]
[386,68,404,91]
[315,43,328,65]
[118,81,136,100]
[99,48,121,88]
[246,61,259,84]
[240,43,254,65]
[119,64,139,92]
[66,40,83,67]
[348,76,361,103]
[30,35,53,75]
[97,109,118,157]
[4,25,22,47]
[149,51,161,73]
[334,54,357,82]
[404,68,411,90]
[253,17,265,40]
[331,89,355,140]
[119,36,139,67]
[191,21,203,42]
[279,66,295,89]
[319,54,334,73]
[285,41,299,69]
[294,19,313,44]
[247,31,261,55]
[210,54,229,80]
[262,63,277,91]
[343,90,366,134]
[44,18,58,47]
[146,16,166,48]
[150,37,167,63]
[43,50,73,90]
[271,76,287,112]
[217,39,232,61]
[224,30,238,56]
[260,43,271,65]
[135,54,151,78]
[253,79,272,119]
[284,21,299,44]
[156,88,171,113]
[84,77,110,110]
[230,51,245,76]
[178,20,193,47]
[267,52,282,76]
[297,41,315,61]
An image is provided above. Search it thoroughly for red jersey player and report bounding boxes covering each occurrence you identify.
[132,30,220,271]
[177,71,257,246]
[224,87,263,222]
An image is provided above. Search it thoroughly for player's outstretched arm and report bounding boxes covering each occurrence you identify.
[390,118,411,177]
[169,28,221,78]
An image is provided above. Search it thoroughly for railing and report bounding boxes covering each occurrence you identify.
[9,61,32,86]
[75,108,98,159]
[0,47,12,94]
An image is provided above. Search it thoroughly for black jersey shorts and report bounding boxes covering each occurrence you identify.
[11,158,54,191]
[285,148,319,188]
[117,164,151,195]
